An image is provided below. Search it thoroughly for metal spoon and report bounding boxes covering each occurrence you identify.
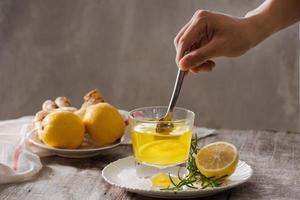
[156,44,198,133]
[156,69,187,133]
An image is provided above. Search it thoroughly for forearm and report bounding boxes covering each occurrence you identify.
[244,0,300,47]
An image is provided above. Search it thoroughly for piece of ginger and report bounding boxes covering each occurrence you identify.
[75,89,105,117]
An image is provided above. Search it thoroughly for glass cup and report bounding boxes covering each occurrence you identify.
[129,106,195,178]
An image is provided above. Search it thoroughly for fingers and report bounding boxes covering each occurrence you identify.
[174,10,219,73]
[176,21,207,65]
[174,21,192,50]
[179,39,220,70]
[176,10,212,65]
[174,10,205,50]
[190,60,216,73]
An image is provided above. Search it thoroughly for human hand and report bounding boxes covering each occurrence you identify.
[174,10,255,73]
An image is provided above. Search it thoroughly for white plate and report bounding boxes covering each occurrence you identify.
[102,156,253,199]
[29,131,124,158]
[29,110,129,158]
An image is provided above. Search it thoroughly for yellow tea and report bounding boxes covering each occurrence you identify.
[131,123,192,166]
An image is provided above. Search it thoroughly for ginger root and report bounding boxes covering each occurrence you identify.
[55,97,71,108]
[75,89,104,117]
[33,89,105,134]
[34,110,49,122]
[42,97,72,113]
[34,110,49,139]
[83,89,104,106]
[42,100,57,112]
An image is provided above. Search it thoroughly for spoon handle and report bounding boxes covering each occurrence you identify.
[165,45,196,120]
[166,69,186,116]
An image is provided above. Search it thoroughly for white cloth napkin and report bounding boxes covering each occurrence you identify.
[0,116,43,184]
[0,115,216,185]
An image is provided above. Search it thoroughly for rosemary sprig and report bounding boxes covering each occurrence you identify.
[161,136,227,191]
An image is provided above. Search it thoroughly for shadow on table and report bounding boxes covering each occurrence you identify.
[127,190,232,200]
[40,145,132,170]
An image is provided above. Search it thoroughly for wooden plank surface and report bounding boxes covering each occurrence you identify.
[0,130,299,200]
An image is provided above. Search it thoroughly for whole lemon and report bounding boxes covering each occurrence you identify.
[41,111,85,149]
[83,103,125,146]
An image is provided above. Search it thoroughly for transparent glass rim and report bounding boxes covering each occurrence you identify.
[129,106,195,123]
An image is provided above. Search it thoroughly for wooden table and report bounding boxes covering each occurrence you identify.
[0,130,299,200]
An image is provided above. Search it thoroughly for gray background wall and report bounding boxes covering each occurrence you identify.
[0,0,299,131]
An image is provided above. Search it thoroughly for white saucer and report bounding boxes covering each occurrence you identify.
[102,156,253,199]
[29,131,125,158]
[29,110,129,158]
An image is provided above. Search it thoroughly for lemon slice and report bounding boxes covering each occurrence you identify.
[150,173,180,187]
[195,142,239,178]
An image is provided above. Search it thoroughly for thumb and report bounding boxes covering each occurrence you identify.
[179,40,220,70]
